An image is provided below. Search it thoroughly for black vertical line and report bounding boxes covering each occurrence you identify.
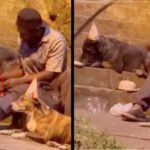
[71,0,74,149]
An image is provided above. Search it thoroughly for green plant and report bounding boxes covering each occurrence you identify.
[75,115,124,150]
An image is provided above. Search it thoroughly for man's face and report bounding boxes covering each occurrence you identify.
[17,25,41,44]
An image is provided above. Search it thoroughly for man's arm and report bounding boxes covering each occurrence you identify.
[4,33,67,88]
[4,71,60,89]
[18,71,59,84]
[2,68,24,80]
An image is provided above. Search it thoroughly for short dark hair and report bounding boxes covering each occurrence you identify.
[16,8,42,29]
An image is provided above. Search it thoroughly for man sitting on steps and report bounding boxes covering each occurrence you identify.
[0,8,71,127]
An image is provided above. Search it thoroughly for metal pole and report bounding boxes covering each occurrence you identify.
[74,0,117,39]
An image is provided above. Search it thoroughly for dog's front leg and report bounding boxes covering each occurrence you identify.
[90,61,102,68]
[11,131,28,139]
[102,61,113,69]
[26,132,46,143]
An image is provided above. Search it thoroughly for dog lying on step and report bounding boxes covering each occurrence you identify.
[0,94,71,150]
[80,36,148,76]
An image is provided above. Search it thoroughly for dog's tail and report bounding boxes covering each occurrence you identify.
[143,51,150,75]
[146,44,150,52]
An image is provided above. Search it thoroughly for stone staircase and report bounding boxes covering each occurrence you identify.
[74,0,149,112]
[74,0,150,49]
[75,66,146,111]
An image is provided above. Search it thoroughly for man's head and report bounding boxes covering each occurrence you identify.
[16,8,45,45]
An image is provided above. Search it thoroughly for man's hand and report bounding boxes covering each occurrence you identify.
[0,71,58,91]
[0,78,21,91]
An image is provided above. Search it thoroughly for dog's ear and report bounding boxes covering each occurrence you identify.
[32,97,42,108]
[32,97,38,102]
[29,94,39,103]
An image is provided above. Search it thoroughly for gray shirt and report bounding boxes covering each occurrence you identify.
[18,25,68,75]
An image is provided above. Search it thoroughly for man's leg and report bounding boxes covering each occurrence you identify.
[122,74,150,121]
[50,69,71,116]
[61,70,71,116]
[0,84,29,121]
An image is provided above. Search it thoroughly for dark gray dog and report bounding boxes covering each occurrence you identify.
[80,36,148,75]
[0,47,24,128]
[0,46,19,72]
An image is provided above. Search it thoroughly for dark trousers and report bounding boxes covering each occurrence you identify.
[0,70,71,121]
[0,84,29,120]
[134,74,150,111]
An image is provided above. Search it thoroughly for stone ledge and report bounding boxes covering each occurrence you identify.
[75,84,135,111]
[74,48,82,61]
[75,1,150,23]
[74,15,150,40]
[74,33,148,49]
[75,67,145,89]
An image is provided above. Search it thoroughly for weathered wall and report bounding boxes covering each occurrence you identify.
[75,0,150,59]
[0,0,71,65]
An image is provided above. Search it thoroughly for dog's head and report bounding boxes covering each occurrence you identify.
[80,38,102,67]
[97,36,118,61]
[11,94,42,113]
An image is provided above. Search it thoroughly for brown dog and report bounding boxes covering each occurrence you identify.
[0,94,71,149]
[80,36,148,75]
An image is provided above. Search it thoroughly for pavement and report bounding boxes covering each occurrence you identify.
[75,107,150,150]
[0,125,57,150]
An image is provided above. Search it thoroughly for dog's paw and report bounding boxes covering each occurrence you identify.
[11,132,27,139]
[0,129,15,135]
[102,61,112,69]
[47,141,69,150]
[58,145,69,150]
[136,69,147,78]
[74,61,84,67]
[139,122,150,127]
[91,61,101,68]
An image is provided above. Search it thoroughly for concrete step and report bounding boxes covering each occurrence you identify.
[75,0,150,9]
[74,15,150,42]
[74,67,145,89]
[75,1,150,24]
[75,84,150,115]
[75,84,135,111]
[74,0,150,48]
[74,48,82,61]
[74,32,148,49]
